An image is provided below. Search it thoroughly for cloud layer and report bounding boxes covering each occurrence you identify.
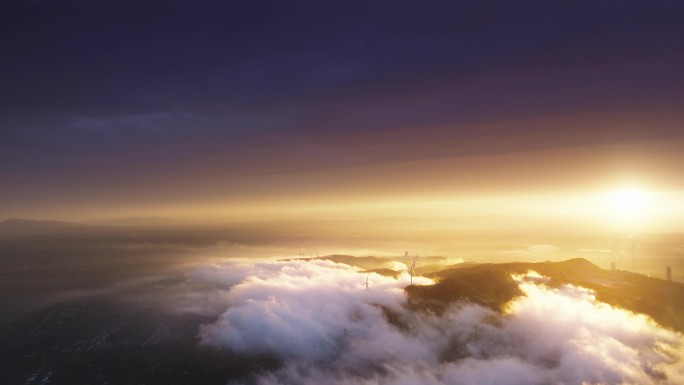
[185,260,684,385]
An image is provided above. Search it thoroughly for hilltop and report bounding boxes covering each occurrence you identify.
[406,258,684,333]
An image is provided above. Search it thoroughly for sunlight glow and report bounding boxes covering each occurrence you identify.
[609,187,649,216]
[600,186,655,231]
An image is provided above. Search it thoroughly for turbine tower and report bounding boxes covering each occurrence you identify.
[410,255,419,285]
[402,251,420,284]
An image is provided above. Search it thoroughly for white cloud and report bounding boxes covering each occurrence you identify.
[183,259,684,385]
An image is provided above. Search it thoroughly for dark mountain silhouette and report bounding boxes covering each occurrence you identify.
[0,218,92,236]
[95,216,181,227]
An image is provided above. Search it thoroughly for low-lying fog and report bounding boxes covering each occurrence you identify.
[188,260,684,385]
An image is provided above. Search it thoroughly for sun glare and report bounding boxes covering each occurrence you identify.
[606,187,651,225]
[610,188,647,212]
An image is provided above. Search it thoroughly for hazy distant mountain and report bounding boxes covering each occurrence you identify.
[0,218,90,235]
[95,216,182,227]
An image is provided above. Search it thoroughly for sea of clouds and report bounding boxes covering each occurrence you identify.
[175,258,684,385]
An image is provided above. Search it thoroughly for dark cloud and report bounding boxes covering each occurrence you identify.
[2,0,684,217]
[3,0,682,121]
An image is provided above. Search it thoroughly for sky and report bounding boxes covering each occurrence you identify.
[2,0,684,230]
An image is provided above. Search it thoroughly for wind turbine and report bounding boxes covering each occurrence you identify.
[410,256,419,285]
[400,251,420,284]
[365,272,370,291]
